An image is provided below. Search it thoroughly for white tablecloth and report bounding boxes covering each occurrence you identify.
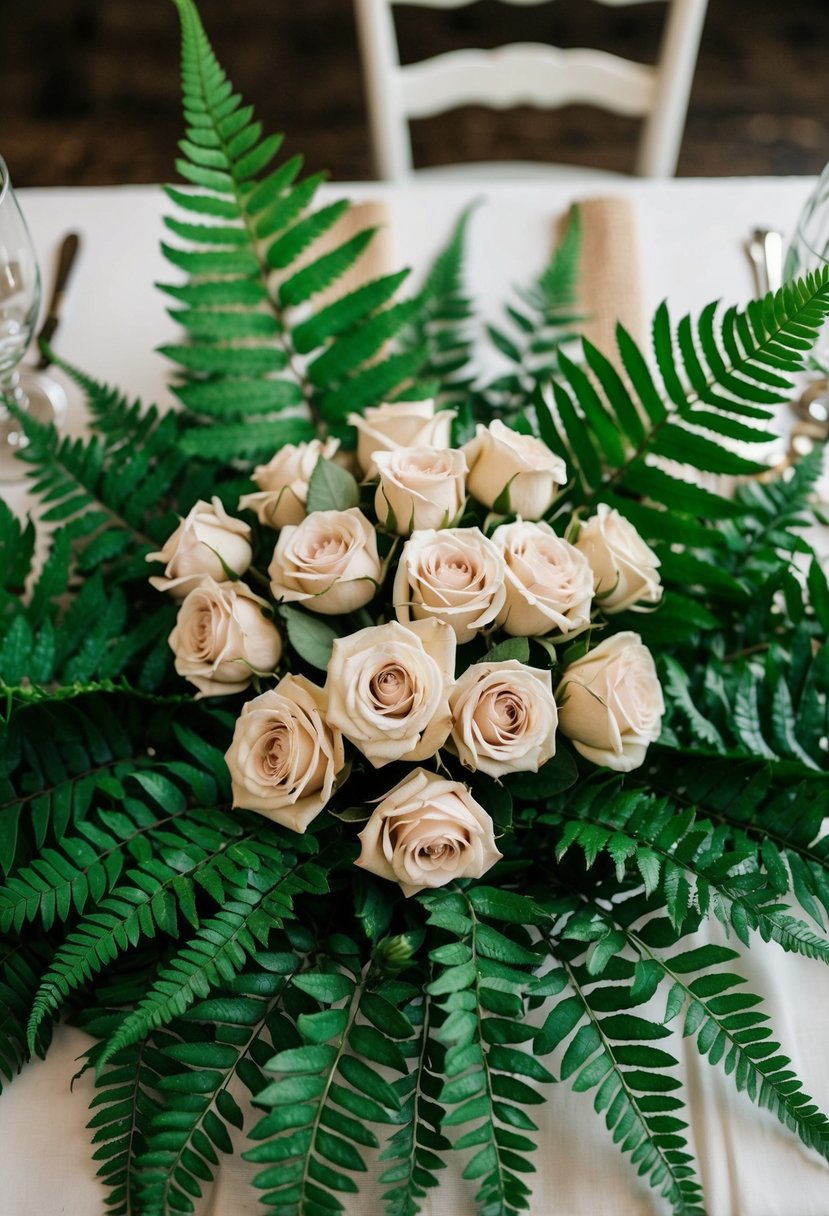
[3,177,829,1216]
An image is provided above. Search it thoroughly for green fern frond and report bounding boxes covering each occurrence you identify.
[379,990,450,1216]
[77,963,176,1216]
[137,939,308,1216]
[419,888,549,1216]
[541,270,829,516]
[0,694,157,877]
[398,203,479,409]
[0,940,52,1091]
[0,731,229,933]
[24,808,303,1048]
[0,499,35,611]
[629,919,829,1161]
[98,856,326,1068]
[164,0,423,456]
[535,943,705,1216]
[246,937,407,1212]
[474,206,583,425]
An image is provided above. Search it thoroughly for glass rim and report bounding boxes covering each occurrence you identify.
[0,156,8,208]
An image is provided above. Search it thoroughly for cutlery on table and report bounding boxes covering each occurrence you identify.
[35,231,81,370]
[745,227,784,298]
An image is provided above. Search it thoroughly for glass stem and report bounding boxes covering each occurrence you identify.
[0,368,25,408]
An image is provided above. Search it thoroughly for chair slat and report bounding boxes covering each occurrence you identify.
[398,46,657,120]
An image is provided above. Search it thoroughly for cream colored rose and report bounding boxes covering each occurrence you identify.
[393,527,507,645]
[448,659,558,778]
[169,577,282,698]
[268,508,382,615]
[349,399,456,478]
[224,675,345,832]
[325,619,455,767]
[147,497,252,598]
[556,632,664,772]
[492,520,594,638]
[576,504,662,613]
[374,447,466,535]
[238,437,340,530]
[463,420,567,519]
[356,768,502,897]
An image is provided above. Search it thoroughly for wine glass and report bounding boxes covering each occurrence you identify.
[0,155,62,482]
[782,163,829,469]
[785,161,829,371]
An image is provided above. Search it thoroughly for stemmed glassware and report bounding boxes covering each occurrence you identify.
[785,161,829,371]
[0,155,61,482]
[782,162,829,465]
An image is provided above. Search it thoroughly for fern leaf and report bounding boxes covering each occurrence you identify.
[138,942,306,1215]
[246,940,404,1212]
[166,0,423,445]
[98,858,324,1068]
[536,948,705,1216]
[420,888,549,1216]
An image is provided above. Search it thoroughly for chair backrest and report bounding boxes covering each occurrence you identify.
[353,0,709,179]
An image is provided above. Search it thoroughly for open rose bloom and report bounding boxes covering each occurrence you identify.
[325,619,455,766]
[169,577,282,698]
[225,675,345,831]
[448,659,558,777]
[268,507,382,615]
[393,527,507,644]
[356,768,503,897]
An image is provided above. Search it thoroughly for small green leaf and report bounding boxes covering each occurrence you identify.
[485,637,531,664]
[306,457,360,514]
[280,605,337,669]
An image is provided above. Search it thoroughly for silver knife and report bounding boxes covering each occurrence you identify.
[35,232,81,369]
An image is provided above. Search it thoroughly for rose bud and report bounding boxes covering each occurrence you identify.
[556,632,664,772]
[238,437,340,530]
[147,497,252,598]
[575,504,662,613]
[348,398,455,478]
[462,419,567,519]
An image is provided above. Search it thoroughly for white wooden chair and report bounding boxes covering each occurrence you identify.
[353,0,709,180]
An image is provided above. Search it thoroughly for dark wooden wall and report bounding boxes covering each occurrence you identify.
[1,0,828,187]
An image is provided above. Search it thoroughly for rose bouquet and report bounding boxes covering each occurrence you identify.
[149,411,664,890]
[3,2,829,1215]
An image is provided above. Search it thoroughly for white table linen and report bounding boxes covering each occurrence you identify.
[2,177,829,1216]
